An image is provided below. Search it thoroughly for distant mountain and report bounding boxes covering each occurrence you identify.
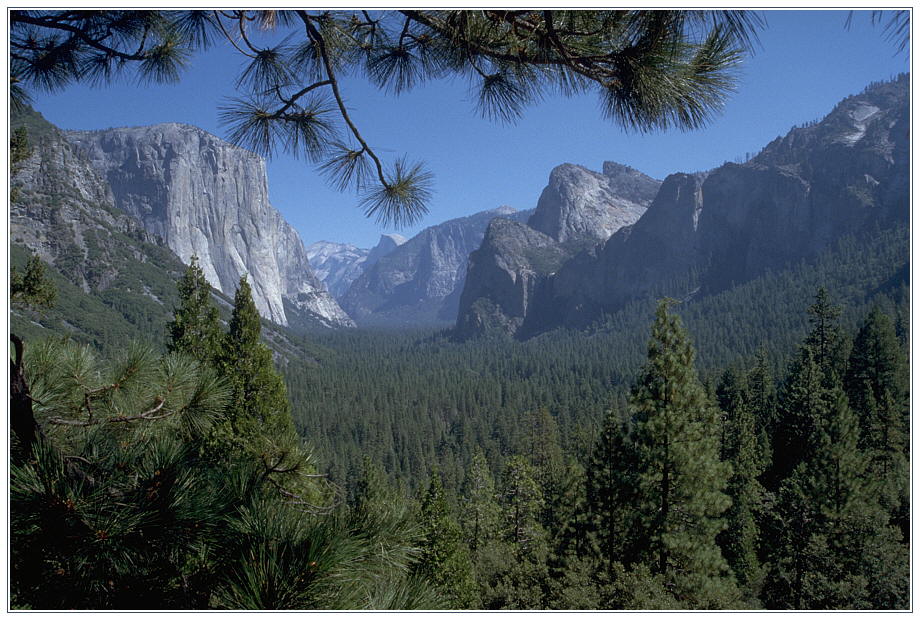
[66,123,353,329]
[456,159,662,338]
[340,206,532,326]
[457,74,910,338]
[527,161,660,249]
[307,233,406,299]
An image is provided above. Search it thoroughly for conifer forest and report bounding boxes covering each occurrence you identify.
[7,9,912,611]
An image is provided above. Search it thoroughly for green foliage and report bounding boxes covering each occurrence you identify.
[413,475,479,608]
[11,253,57,309]
[625,300,737,607]
[214,276,297,457]
[167,256,221,362]
[715,368,765,592]
[844,306,909,537]
[760,298,909,610]
[460,447,501,553]
[10,125,31,202]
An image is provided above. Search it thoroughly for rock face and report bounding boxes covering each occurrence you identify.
[456,217,568,338]
[527,161,659,247]
[305,241,370,299]
[458,74,910,338]
[340,206,531,326]
[456,160,660,337]
[307,234,406,299]
[66,123,353,328]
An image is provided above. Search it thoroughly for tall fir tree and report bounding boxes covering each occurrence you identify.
[460,447,501,554]
[746,349,776,473]
[804,287,845,383]
[216,276,297,460]
[845,306,909,456]
[768,345,827,489]
[844,306,909,538]
[167,256,221,362]
[715,368,764,593]
[762,304,908,610]
[583,409,640,569]
[762,385,906,609]
[414,474,479,609]
[626,300,737,607]
[490,455,549,609]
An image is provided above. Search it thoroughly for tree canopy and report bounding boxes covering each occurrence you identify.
[11,9,763,227]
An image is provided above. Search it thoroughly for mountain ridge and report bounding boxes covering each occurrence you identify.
[456,74,909,339]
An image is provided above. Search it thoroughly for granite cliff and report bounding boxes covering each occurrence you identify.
[66,123,353,328]
[457,159,661,337]
[457,75,910,338]
[527,161,659,248]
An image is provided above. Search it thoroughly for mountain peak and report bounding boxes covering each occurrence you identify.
[528,161,659,245]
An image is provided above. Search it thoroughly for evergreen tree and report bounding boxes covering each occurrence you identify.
[460,447,501,554]
[768,346,826,488]
[414,474,479,609]
[762,387,906,609]
[11,254,56,310]
[715,368,764,593]
[804,287,845,383]
[845,306,909,456]
[217,275,295,453]
[583,409,640,569]
[626,300,736,607]
[500,455,546,563]
[844,306,909,539]
[745,349,776,473]
[491,455,549,609]
[762,306,908,610]
[521,408,568,530]
[167,256,221,362]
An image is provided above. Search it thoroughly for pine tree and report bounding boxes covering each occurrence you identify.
[460,447,501,554]
[627,300,736,607]
[12,11,763,226]
[167,256,221,363]
[217,275,295,453]
[768,346,826,488]
[762,305,908,610]
[414,474,479,609]
[746,349,776,473]
[583,409,640,568]
[715,368,764,592]
[845,306,908,456]
[762,386,906,609]
[491,455,549,609]
[844,306,909,538]
[804,287,844,383]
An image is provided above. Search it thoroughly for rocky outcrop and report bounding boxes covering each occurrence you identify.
[527,161,659,247]
[11,107,165,293]
[365,233,407,267]
[341,206,531,326]
[455,217,568,338]
[459,74,910,338]
[66,123,353,328]
[455,160,660,337]
[307,234,406,299]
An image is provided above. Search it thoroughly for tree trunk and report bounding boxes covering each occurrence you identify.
[10,334,41,461]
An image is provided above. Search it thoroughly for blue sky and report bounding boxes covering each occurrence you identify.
[28,10,910,249]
